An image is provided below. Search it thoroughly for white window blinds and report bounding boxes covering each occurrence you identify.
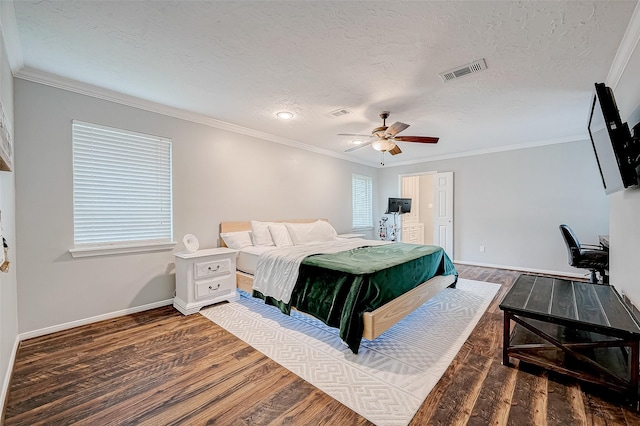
[72,121,173,246]
[352,174,373,229]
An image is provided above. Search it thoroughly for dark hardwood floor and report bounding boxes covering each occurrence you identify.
[4,265,640,425]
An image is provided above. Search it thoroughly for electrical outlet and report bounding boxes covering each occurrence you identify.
[479,245,485,253]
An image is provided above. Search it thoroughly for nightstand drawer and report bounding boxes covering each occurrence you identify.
[194,258,231,279]
[195,279,231,299]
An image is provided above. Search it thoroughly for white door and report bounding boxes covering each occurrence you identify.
[400,175,419,224]
[433,172,454,259]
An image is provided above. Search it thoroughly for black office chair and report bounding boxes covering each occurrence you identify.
[559,224,609,284]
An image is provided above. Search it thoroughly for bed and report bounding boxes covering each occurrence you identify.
[220,219,457,353]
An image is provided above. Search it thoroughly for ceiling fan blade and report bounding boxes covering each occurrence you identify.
[393,136,439,143]
[385,121,410,137]
[388,145,402,155]
[338,133,371,137]
[344,140,373,152]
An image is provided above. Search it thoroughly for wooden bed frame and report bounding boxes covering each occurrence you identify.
[220,220,456,341]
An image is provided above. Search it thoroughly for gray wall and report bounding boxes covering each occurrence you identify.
[606,13,640,308]
[14,79,377,334]
[15,75,609,338]
[0,24,17,410]
[378,141,610,276]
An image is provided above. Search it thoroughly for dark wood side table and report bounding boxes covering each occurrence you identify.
[500,274,640,406]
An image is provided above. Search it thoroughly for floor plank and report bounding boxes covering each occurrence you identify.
[3,264,638,425]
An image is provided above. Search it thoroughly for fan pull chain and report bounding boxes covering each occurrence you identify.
[380,151,385,166]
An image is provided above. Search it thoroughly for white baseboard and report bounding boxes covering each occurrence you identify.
[19,299,174,341]
[0,335,20,422]
[453,260,587,280]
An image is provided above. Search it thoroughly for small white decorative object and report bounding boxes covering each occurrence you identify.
[183,234,199,253]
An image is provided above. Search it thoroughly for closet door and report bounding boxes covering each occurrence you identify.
[433,172,454,258]
[401,175,421,243]
[401,175,420,223]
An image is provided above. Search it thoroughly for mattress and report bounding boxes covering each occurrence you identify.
[237,245,274,275]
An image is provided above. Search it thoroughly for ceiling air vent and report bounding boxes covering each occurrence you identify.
[439,59,487,82]
[327,108,351,118]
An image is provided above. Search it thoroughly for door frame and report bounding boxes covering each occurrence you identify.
[398,171,454,258]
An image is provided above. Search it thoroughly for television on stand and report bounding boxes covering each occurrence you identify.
[587,82,640,194]
[383,197,411,242]
[386,197,412,214]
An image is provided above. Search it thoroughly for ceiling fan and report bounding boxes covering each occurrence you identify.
[340,111,439,157]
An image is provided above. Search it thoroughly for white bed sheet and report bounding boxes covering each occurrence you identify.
[237,245,275,275]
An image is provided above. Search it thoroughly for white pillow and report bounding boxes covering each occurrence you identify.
[220,231,253,249]
[285,220,338,245]
[269,223,293,247]
[251,221,275,246]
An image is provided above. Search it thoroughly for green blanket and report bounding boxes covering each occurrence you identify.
[302,243,444,274]
[255,243,457,353]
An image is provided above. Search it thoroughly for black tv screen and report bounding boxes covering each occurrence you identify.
[588,82,638,194]
[386,197,411,214]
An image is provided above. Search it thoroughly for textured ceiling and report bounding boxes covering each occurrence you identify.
[9,1,638,166]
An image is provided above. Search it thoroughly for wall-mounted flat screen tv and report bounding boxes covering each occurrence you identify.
[588,82,639,194]
[386,197,411,214]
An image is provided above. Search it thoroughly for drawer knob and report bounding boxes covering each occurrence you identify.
[208,265,220,272]
[209,283,221,290]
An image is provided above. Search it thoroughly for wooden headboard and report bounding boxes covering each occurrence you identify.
[219,219,327,246]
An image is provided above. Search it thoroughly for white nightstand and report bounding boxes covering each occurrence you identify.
[173,247,239,315]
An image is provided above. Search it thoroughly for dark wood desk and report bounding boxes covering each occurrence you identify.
[500,274,640,405]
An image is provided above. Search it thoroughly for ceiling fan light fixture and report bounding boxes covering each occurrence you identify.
[372,139,396,152]
[372,126,387,138]
[341,111,439,157]
[276,111,294,120]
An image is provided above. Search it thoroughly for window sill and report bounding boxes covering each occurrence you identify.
[69,241,177,258]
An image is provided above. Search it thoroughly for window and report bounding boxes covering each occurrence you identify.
[71,121,173,257]
[352,174,373,229]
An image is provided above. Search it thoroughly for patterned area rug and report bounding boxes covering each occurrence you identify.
[200,278,500,426]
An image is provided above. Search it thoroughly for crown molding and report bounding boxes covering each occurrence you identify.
[607,0,640,89]
[15,67,377,168]
[5,1,639,171]
[376,133,588,168]
[15,67,585,171]
[0,1,24,75]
